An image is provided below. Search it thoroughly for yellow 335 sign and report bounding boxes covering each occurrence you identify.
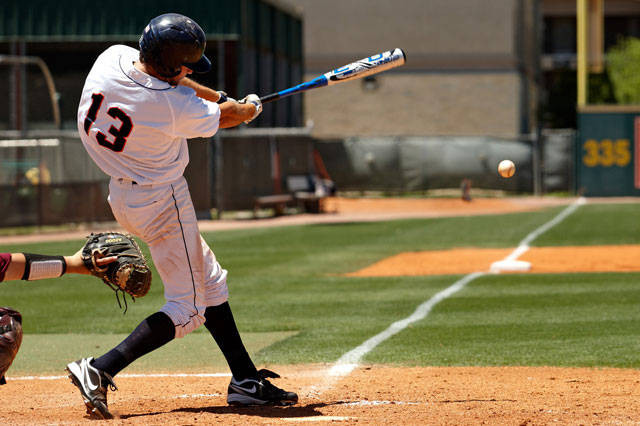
[582,139,631,167]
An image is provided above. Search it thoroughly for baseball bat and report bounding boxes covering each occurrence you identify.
[259,48,406,104]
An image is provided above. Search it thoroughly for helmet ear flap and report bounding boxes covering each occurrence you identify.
[150,60,182,79]
[139,26,181,79]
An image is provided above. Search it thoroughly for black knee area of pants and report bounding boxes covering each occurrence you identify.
[118,311,175,362]
[145,311,176,342]
[93,312,175,377]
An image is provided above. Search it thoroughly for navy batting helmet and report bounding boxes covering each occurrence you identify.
[139,13,212,78]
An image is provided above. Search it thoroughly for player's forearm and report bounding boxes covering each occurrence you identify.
[65,254,91,275]
[1,251,114,281]
[3,253,67,281]
[179,78,222,103]
[4,254,26,281]
[219,102,257,128]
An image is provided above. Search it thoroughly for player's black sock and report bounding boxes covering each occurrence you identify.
[92,311,175,377]
[204,302,258,380]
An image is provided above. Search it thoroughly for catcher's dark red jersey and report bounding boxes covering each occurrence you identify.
[0,253,10,282]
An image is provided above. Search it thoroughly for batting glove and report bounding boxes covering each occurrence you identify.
[239,94,262,123]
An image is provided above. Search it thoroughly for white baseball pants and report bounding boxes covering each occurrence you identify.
[108,176,228,338]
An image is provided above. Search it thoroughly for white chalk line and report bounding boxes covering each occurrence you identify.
[282,416,352,422]
[491,197,586,272]
[281,401,423,423]
[11,372,231,381]
[504,196,587,263]
[306,197,586,397]
[340,400,421,406]
[327,271,486,378]
[175,393,221,399]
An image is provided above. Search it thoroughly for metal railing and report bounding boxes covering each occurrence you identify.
[0,55,61,129]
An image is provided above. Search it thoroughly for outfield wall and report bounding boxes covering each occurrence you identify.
[577,106,640,196]
[0,129,574,227]
[316,131,574,194]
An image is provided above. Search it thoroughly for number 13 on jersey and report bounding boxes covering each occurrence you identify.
[83,93,134,152]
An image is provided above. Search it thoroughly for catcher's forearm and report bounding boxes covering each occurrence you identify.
[3,254,26,281]
[65,254,90,275]
[3,253,67,281]
[1,252,111,281]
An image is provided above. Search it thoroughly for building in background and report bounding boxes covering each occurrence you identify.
[281,0,540,138]
[283,0,640,137]
[542,0,640,128]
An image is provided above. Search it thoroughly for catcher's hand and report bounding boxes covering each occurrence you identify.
[82,232,152,310]
[0,307,23,385]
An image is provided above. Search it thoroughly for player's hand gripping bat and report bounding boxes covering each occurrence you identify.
[259,48,406,104]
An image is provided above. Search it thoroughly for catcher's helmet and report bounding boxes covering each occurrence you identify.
[139,13,211,78]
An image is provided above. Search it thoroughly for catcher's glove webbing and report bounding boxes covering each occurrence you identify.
[82,232,151,313]
[0,307,23,385]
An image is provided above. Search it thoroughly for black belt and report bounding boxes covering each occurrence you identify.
[117,178,138,185]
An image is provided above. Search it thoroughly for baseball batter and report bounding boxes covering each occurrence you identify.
[66,13,297,419]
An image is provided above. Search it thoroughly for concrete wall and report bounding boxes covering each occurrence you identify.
[281,0,534,137]
[291,0,517,66]
[306,72,521,137]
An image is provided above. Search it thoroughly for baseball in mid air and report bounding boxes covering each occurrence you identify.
[498,160,515,178]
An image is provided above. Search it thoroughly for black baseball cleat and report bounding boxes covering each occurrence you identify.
[66,357,118,419]
[227,368,298,406]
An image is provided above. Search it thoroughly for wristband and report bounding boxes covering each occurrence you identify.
[21,253,67,281]
[216,91,228,104]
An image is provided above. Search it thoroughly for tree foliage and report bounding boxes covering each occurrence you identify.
[607,37,640,104]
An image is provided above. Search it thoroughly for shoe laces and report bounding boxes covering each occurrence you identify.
[256,369,284,393]
[101,371,118,392]
[257,369,280,380]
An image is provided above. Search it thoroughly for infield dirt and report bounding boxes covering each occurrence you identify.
[346,244,640,276]
[3,365,639,424]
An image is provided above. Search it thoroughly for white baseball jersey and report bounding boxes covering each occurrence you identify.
[77,45,220,185]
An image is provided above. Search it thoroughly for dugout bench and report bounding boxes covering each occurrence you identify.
[253,174,332,217]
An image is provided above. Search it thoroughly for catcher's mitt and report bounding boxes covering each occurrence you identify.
[82,232,151,311]
[0,307,23,385]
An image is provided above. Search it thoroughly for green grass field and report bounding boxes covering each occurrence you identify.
[1,201,639,374]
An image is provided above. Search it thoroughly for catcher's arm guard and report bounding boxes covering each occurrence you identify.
[0,307,23,385]
[82,232,152,312]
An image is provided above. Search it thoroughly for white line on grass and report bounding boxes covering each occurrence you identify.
[325,197,586,381]
[503,196,587,263]
[328,272,485,377]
